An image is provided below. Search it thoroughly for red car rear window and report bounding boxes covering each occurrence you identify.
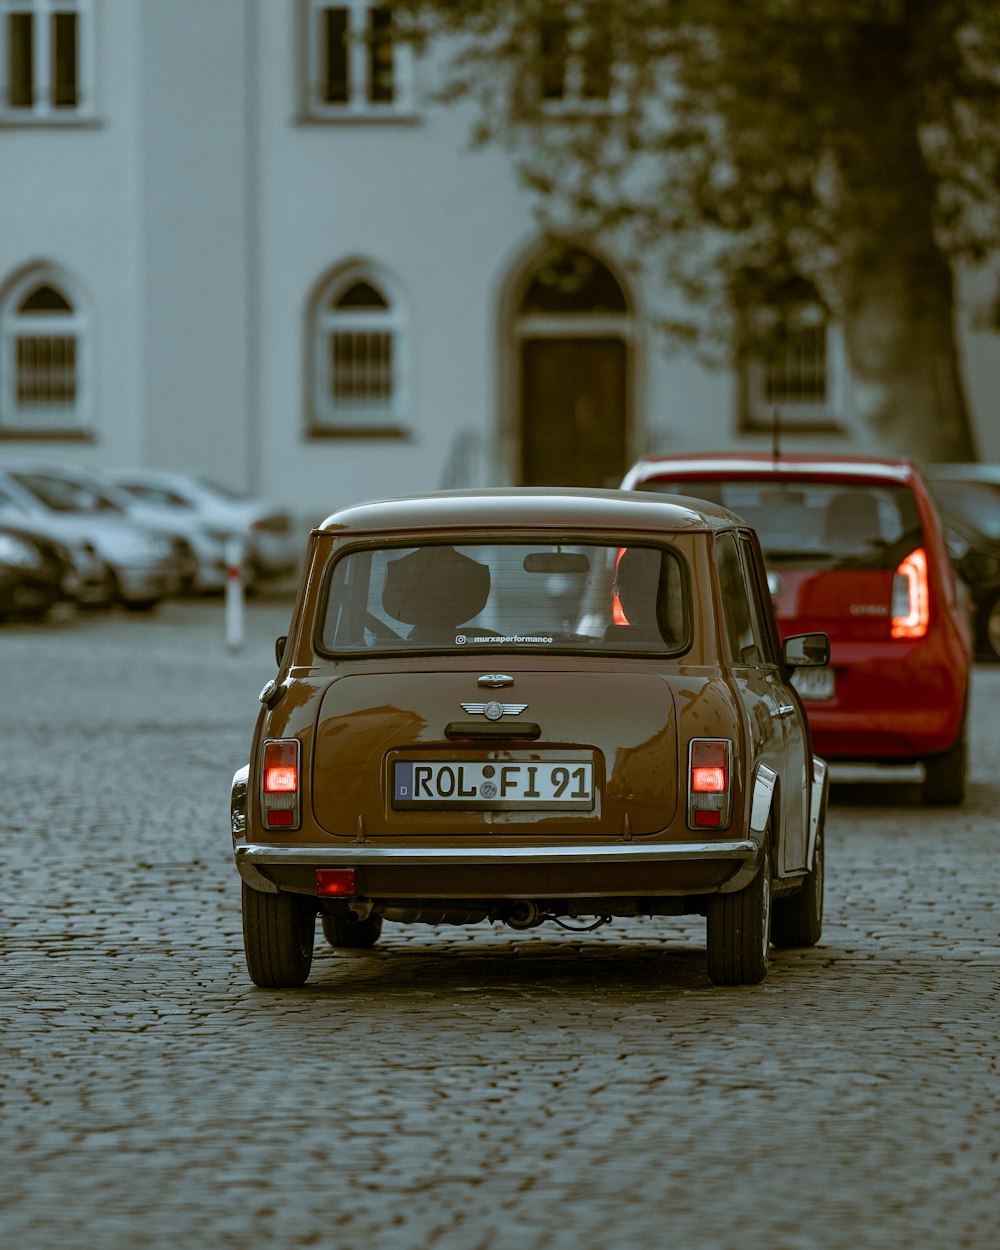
[640,478,922,570]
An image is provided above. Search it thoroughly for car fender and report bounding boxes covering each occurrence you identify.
[750,761,776,836]
[231,764,249,841]
[231,763,280,893]
[807,756,829,871]
[719,760,774,894]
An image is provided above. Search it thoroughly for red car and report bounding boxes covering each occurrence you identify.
[622,454,972,805]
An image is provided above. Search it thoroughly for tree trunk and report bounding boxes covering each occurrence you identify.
[840,245,977,464]
[830,20,978,465]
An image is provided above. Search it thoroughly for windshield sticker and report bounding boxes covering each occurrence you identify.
[455,633,555,645]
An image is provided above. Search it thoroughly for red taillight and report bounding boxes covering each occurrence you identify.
[316,868,358,897]
[264,765,297,793]
[891,547,929,639]
[688,739,732,830]
[261,739,300,830]
[692,766,726,792]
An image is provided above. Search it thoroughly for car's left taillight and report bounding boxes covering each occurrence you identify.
[261,738,300,830]
[891,547,930,639]
[687,738,732,830]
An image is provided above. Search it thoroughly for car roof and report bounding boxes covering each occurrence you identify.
[624,451,920,487]
[316,487,746,536]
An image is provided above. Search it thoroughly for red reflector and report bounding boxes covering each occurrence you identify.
[316,868,358,897]
[265,809,295,827]
[694,809,722,827]
[691,765,726,793]
[264,765,297,793]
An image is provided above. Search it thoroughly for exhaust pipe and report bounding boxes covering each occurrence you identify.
[504,900,543,930]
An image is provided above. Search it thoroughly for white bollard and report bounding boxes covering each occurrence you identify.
[224,536,245,652]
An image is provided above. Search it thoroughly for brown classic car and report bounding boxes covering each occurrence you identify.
[231,489,830,988]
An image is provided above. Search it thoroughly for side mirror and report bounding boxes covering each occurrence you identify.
[783,632,830,668]
[275,634,287,666]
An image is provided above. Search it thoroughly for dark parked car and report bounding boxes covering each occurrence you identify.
[231,488,829,989]
[924,472,1000,659]
[0,523,71,620]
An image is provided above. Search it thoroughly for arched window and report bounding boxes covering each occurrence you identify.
[0,267,89,433]
[310,266,405,434]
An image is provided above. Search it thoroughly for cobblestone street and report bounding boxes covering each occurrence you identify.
[2,599,998,1250]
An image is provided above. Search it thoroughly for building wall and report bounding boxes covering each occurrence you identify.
[0,0,144,466]
[137,0,252,487]
[0,0,996,530]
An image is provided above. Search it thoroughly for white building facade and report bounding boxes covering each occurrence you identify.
[1,0,998,529]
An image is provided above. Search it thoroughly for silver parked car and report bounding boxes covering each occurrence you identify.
[107,469,299,587]
[0,463,179,611]
[0,476,115,607]
[0,460,233,594]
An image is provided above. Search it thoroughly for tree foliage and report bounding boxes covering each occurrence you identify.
[396,0,1000,459]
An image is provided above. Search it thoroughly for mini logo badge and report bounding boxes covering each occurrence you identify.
[460,701,529,718]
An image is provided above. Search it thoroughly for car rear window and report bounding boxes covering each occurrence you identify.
[317,541,690,655]
[639,479,922,569]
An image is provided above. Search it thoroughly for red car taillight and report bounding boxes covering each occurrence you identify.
[891,548,930,639]
[262,738,300,829]
[688,738,732,830]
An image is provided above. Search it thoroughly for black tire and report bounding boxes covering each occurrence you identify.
[772,822,824,948]
[923,713,967,807]
[706,852,772,986]
[122,597,161,613]
[242,883,315,988]
[321,903,383,949]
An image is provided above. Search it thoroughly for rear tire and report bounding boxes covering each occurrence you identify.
[772,823,824,948]
[242,883,315,988]
[923,713,967,807]
[321,903,383,949]
[706,853,771,986]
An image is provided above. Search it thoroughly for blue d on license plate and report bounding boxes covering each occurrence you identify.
[393,758,594,810]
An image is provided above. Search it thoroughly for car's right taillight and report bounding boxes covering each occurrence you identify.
[261,738,300,829]
[688,738,732,830]
[891,547,930,639]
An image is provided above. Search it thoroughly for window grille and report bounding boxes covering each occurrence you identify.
[311,270,404,432]
[0,270,88,432]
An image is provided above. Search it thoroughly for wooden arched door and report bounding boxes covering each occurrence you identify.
[516,247,632,488]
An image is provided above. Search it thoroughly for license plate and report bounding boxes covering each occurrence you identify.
[392,759,595,810]
[791,666,835,701]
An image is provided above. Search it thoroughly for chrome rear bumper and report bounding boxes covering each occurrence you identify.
[233,837,761,895]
